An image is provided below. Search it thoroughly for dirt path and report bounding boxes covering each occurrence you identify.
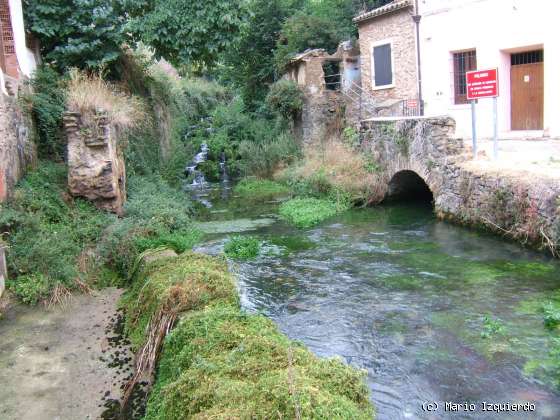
[0,288,134,420]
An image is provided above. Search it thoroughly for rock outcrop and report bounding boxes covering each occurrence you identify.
[65,110,126,215]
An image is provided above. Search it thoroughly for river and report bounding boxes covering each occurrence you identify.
[192,180,560,420]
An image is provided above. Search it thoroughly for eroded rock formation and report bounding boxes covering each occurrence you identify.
[65,110,126,215]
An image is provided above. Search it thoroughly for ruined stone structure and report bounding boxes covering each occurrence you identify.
[282,43,361,143]
[0,92,35,203]
[65,110,126,215]
[360,117,560,254]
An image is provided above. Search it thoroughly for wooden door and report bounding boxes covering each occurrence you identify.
[511,62,544,130]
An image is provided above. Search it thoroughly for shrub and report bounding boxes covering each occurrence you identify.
[277,137,384,205]
[97,175,201,279]
[543,301,560,330]
[224,236,261,260]
[233,179,291,201]
[0,162,111,303]
[7,274,51,305]
[23,66,67,159]
[279,198,345,228]
[265,80,304,120]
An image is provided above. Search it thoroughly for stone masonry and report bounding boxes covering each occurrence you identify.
[65,110,126,215]
[0,92,35,203]
[356,1,418,107]
[360,117,560,255]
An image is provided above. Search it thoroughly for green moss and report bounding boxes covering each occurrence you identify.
[279,198,345,228]
[123,252,374,418]
[121,252,238,351]
[234,178,291,201]
[224,235,261,260]
[145,305,374,420]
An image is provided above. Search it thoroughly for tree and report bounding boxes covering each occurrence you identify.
[126,0,251,72]
[23,0,126,73]
[216,0,299,108]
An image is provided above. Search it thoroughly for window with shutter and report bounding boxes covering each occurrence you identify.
[372,42,393,88]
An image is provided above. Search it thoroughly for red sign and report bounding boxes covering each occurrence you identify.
[466,68,499,100]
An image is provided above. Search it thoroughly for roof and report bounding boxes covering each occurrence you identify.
[288,49,327,65]
[353,0,412,24]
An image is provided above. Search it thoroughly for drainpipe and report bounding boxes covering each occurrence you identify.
[413,0,424,116]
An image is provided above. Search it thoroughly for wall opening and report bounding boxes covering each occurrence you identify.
[323,60,341,91]
[385,170,433,204]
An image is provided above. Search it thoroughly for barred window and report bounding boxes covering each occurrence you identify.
[373,43,393,88]
[453,50,477,104]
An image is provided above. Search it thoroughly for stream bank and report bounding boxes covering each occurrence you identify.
[0,289,135,420]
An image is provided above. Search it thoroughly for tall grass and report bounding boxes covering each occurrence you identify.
[66,69,147,129]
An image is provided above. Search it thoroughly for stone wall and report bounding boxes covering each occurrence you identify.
[360,117,560,255]
[0,242,6,298]
[0,92,35,203]
[65,110,126,215]
[357,7,417,103]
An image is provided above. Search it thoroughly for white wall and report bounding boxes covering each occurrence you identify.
[419,0,558,138]
[9,0,37,78]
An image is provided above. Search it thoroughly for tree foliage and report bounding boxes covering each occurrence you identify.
[23,0,126,73]
[126,0,250,71]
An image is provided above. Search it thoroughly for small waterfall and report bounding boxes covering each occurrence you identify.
[185,143,209,187]
[219,151,229,182]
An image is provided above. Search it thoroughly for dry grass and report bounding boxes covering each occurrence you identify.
[66,69,147,129]
[280,137,385,205]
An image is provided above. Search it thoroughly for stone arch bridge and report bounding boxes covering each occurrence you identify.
[358,116,560,254]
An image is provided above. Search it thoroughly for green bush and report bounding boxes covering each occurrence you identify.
[97,175,201,279]
[23,66,67,159]
[0,162,111,303]
[224,235,261,260]
[265,80,304,120]
[279,198,345,228]
[7,274,51,305]
[234,179,291,201]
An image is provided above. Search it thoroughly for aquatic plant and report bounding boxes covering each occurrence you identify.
[224,235,261,260]
[279,198,343,228]
[543,302,560,330]
[480,315,506,339]
[234,179,291,201]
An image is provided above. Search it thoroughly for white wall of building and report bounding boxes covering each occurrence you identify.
[8,0,37,78]
[419,0,558,138]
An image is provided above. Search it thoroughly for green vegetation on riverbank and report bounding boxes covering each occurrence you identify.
[280,197,347,228]
[122,252,374,419]
[233,179,291,201]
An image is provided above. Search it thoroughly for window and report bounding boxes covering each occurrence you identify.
[372,42,393,88]
[453,50,477,104]
[511,50,543,65]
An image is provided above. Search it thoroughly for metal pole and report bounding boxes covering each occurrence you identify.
[493,96,498,159]
[471,100,477,159]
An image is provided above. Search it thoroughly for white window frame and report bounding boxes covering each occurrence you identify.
[371,39,395,90]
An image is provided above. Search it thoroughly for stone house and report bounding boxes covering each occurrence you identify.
[282,43,361,142]
[353,0,421,116]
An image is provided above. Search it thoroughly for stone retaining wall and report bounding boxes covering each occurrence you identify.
[64,110,126,215]
[0,93,35,203]
[360,117,560,255]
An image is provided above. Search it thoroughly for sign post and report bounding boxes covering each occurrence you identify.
[466,68,500,159]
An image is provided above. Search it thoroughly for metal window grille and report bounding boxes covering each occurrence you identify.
[511,50,543,66]
[453,50,477,105]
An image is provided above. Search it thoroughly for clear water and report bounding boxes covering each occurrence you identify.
[192,183,560,420]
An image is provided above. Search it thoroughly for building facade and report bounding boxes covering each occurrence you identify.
[354,0,421,116]
[0,0,37,94]
[418,0,557,138]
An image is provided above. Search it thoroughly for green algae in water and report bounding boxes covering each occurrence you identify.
[378,274,423,290]
[267,235,316,254]
[233,179,291,201]
[196,218,276,234]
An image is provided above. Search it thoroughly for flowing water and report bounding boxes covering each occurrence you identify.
[192,182,560,420]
